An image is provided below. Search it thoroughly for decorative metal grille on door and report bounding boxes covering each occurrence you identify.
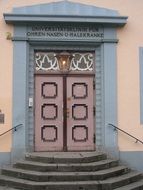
[35,52,94,71]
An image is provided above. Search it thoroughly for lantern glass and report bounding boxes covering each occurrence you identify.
[57,52,72,72]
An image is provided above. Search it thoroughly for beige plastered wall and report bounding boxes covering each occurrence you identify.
[0,0,143,152]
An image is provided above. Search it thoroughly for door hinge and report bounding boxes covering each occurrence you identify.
[93,134,96,143]
[93,80,95,90]
[93,106,96,116]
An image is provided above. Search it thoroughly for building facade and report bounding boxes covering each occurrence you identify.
[0,0,143,171]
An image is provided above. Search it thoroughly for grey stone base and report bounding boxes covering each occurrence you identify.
[10,148,26,164]
[0,152,11,167]
[119,151,143,172]
[96,145,120,159]
[0,148,26,168]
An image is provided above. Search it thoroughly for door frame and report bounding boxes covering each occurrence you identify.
[28,42,117,153]
[11,40,118,157]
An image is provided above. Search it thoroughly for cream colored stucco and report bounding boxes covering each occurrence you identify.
[0,0,143,152]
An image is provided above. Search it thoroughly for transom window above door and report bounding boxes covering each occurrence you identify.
[35,51,95,72]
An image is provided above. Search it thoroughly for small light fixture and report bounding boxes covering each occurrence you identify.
[56,51,73,72]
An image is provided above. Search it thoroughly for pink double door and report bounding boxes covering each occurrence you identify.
[35,75,95,151]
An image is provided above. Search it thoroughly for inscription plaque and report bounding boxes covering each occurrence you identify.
[27,25,104,40]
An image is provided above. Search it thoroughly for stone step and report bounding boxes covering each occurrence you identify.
[1,165,128,181]
[114,179,143,190]
[25,151,107,163]
[14,159,118,172]
[0,151,143,189]
[0,171,142,190]
[101,171,142,189]
[0,175,100,190]
[0,187,19,190]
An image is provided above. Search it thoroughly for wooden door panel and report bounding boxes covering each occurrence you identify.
[67,77,95,151]
[35,76,63,151]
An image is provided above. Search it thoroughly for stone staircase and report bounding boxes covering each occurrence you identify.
[0,151,143,190]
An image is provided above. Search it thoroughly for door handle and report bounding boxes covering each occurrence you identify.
[67,97,71,101]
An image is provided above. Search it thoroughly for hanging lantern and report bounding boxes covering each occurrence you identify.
[56,51,73,72]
